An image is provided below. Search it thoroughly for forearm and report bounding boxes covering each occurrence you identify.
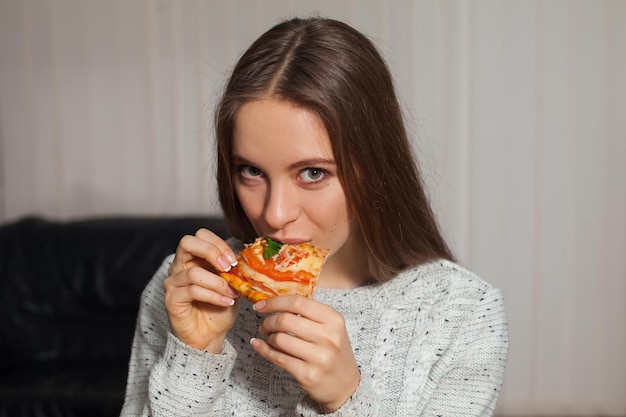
[121,256,238,416]
[122,332,237,416]
[145,333,237,415]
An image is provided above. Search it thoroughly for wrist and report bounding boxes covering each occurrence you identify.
[200,337,226,355]
[202,336,226,354]
[320,372,361,413]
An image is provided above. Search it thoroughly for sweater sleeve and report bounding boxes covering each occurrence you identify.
[420,287,509,416]
[295,374,381,417]
[120,255,238,416]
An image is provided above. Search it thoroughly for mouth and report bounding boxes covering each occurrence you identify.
[266,236,309,245]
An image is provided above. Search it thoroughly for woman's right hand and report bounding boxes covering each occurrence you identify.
[163,228,240,353]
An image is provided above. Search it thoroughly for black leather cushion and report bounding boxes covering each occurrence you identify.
[0,361,128,417]
[0,216,229,416]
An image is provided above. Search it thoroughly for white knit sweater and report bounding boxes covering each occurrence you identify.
[121,252,508,416]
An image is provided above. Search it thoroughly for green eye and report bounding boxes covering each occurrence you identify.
[240,165,263,178]
[300,168,325,183]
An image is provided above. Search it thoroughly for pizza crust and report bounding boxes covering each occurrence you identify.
[220,237,329,303]
[220,271,276,303]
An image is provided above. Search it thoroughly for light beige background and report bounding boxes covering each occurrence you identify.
[1,0,625,415]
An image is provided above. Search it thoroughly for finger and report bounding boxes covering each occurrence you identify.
[251,335,340,392]
[194,228,237,265]
[259,312,317,342]
[170,234,216,272]
[165,267,238,305]
[254,295,333,323]
[171,229,237,274]
[250,336,309,371]
[167,281,236,308]
[258,314,346,365]
[178,229,236,271]
[263,326,326,365]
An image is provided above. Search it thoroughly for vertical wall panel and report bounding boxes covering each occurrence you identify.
[534,1,576,413]
[84,0,125,215]
[439,0,472,262]
[567,2,606,412]
[0,0,36,217]
[601,2,626,411]
[114,0,153,212]
[469,1,540,413]
[172,0,203,213]
[53,0,93,216]
[26,1,61,216]
[148,0,178,214]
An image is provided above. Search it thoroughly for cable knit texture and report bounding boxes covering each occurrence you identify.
[122,244,508,416]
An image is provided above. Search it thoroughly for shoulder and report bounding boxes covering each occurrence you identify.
[384,260,506,331]
[136,254,174,327]
[387,259,500,304]
[392,259,508,352]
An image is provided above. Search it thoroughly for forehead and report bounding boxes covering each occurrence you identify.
[232,98,334,164]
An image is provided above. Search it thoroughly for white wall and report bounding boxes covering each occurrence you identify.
[1,0,625,415]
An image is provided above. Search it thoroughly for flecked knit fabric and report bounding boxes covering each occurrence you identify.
[121,249,508,416]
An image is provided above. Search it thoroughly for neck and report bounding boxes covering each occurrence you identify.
[317,234,369,289]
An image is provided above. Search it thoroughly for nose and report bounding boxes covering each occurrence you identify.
[263,180,300,231]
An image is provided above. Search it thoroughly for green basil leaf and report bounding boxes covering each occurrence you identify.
[263,237,284,259]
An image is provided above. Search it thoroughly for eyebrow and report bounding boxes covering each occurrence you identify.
[231,155,336,170]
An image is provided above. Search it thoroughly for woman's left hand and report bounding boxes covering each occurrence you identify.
[251,295,360,413]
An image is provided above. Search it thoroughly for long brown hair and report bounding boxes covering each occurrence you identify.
[215,17,453,281]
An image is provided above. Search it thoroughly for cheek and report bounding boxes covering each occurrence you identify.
[234,185,262,220]
[315,189,351,236]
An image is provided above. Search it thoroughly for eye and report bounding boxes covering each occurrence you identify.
[299,168,327,183]
[239,165,264,179]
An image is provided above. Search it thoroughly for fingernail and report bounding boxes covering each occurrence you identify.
[253,300,266,311]
[225,251,238,266]
[217,256,231,272]
[227,285,239,297]
[222,296,235,306]
[250,338,261,348]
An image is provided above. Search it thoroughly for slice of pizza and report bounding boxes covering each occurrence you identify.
[220,237,330,303]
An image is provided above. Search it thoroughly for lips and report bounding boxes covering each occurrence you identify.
[266,236,309,245]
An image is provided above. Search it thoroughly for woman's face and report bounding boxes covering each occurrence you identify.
[232,97,365,287]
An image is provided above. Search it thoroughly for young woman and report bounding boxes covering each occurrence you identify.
[122,17,508,416]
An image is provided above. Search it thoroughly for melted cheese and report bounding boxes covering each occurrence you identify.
[272,244,327,273]
[232,238,330,298]
[236,260,313,296]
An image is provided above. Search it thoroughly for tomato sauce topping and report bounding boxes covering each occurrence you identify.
[240,244,315,283]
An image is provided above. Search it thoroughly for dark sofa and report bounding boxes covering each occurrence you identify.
[0,216,229,417]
